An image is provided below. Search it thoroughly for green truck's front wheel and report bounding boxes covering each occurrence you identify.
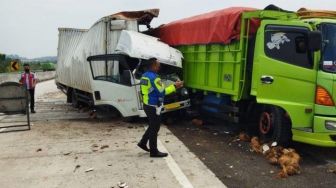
[258,105,292,146]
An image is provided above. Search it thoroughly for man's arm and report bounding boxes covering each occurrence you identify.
[153,77,178,96]
[32,73,38,88]
[19,74,23,85]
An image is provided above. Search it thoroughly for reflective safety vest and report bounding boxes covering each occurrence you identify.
[140,71,176,106]
[20,72,36,90]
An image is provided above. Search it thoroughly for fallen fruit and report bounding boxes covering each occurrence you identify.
[191,118,203,126]
[250,137,262,153]
[239,132,251,142]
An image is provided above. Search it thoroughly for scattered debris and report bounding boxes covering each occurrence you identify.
[108,164,113,166]
[191,118,203,126]
[224,175,232,179]
[229,165,233,169]
[92,144,99,148]
[63,152,72,156]
[196,143,201,146]
[327,165,336,174]
[73,165,80,172]
[262,144,270,154]
[238,132,251,142]
[213,132,218,136]
[117,181,128,188]
[100,145,109,150]
[271,142,278,147]
[36,148,42,152]
[85,168,94,173]
[165,140,170,143]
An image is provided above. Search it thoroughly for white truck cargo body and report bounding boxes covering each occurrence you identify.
[56,19,138,93]
[56,9,190,118]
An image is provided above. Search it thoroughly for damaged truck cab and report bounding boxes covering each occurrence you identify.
[87,31,190,117]
[56,9,190,119]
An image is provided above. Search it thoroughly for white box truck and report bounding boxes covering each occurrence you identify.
[56,9,190,117]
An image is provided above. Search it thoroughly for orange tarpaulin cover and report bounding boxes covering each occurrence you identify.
[153,7,260,46]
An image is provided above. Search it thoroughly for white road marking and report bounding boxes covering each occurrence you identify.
[143,125,194,188]
[158,139,194,188]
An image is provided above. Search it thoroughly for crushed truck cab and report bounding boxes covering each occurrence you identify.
[56,9,190,118]
[87,30,190,117]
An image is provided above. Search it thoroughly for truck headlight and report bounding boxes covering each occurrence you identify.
[325,121,336,130]
[180,88,189,97]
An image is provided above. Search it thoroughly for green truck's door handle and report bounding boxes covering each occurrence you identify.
[261,75,274,84]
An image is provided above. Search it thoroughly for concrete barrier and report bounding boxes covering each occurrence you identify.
[0,71,55,84]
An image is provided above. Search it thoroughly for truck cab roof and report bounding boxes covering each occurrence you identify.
[115,30,183,68]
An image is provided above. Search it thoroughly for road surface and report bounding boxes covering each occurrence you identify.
[0,80,225,188]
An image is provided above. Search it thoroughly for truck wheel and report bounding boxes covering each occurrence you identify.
[258,105,292,146]
[71,90,79,108]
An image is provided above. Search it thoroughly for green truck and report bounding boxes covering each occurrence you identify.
[154,7,336,146]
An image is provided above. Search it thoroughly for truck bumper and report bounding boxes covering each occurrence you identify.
[138,99,191,118]
[163,99,191,113]
[292,115,336,147]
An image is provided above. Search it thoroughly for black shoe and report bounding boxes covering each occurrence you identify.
[137,143,150,152]
[150,151,168,158]
[31,110,36,113]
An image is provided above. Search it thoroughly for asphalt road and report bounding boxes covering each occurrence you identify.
[167,119,336,188]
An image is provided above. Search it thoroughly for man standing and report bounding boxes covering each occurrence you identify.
[138,58,183,158]
[19,64,37,113]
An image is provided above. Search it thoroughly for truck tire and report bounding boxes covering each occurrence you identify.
[258,105,292,146]
[71,89,79,108]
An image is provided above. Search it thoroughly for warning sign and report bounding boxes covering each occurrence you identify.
[10,61,20,71]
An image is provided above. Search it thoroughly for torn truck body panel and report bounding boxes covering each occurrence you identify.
[99,9,159,26]
[115,30,183,68]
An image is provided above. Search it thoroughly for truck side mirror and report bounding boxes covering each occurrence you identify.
[308,31,322,51]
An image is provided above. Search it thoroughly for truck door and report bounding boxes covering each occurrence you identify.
[88,55,140,117]
[252,23,317,128]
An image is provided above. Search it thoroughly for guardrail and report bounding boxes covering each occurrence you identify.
[0,71,56,84]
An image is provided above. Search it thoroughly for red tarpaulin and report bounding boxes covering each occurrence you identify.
[153,7,260,46]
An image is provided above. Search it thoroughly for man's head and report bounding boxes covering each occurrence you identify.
[23,63,30,72]
[148,57,160,73]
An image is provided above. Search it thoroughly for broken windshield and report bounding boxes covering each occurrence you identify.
[321,23,336,73]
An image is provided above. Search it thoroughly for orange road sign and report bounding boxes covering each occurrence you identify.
[10,61,20,71]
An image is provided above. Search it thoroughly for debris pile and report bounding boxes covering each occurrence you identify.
[277,148,301,178]
[242,133,301,178]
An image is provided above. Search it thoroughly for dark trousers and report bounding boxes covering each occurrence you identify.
[28,89,35,111]
[140,104,161,153]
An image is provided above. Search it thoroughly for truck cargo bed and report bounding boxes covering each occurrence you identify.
[178,42,243,98]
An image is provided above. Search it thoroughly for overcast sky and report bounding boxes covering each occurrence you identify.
[0,0,335,58]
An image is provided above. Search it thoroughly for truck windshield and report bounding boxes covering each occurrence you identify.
[321,23,336,73]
